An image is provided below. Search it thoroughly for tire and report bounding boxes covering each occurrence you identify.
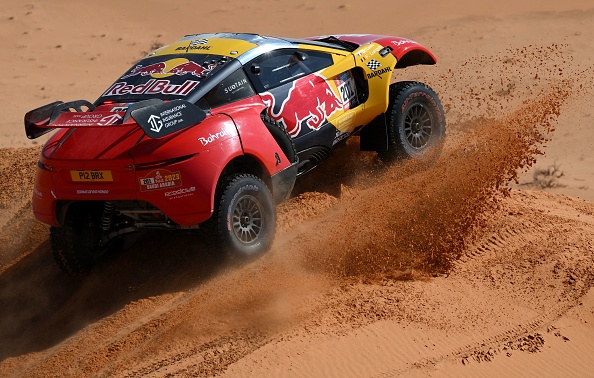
[379,81,446,162]
[50,202,114,275]
[214,174,276,260]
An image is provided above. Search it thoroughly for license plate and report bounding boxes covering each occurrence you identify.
[70,170,113,182]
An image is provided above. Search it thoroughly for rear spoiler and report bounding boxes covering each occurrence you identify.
[24,99,206,139]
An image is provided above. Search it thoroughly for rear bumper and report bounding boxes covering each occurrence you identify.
[32,137,245,228]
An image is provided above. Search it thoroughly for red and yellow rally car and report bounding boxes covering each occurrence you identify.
[25,33,445,274]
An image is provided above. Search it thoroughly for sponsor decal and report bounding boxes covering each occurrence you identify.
[102,79,199,97]
[76,189,109,195]
[132,99,206,139]
[334,111,356,131]
[67,114,102,119]
[164,186,196,199]
[366,59,381,70]
[260,73,344,137]
[122,59,216,80]
[366,66,392,79]
[111,106,129,112]
[98,114,122,126]
[176,45,210,52]
[198,128,228,146]
[174,39,210,53]
[224,78,247,94]
[139,169,182,192]
[176,43,211,52]
[391,39,414,47]
[146,103,187,133]
[59,113,121,127]
[62,113,103,126]
[333,130,351,146]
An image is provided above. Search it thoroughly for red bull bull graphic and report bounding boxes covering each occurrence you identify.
[167,61,216,77]
[122,62,167,79]
[260,73,343,137]
[122,60,216,79]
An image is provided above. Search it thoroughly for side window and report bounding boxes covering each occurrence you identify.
[203,68,256,108]
[246,49,333,92]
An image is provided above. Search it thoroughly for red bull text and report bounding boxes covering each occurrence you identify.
[102,79,199,97]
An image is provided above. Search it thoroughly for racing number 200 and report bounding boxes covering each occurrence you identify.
[338,80,356,103]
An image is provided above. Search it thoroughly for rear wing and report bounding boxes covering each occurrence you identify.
[24,99,206,139]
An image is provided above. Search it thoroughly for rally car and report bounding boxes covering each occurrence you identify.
[25,33,445,275]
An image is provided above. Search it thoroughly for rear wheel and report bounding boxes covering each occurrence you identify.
[50,202,119,275]
[214,174,276,260]
[378,81,446,162]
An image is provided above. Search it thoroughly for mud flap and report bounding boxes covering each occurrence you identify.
[270,162,298,204]
[360,113,388,151]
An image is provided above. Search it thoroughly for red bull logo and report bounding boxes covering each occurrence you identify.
[260,73,343,137]
[122,59,216,79]
[122,62,167,78]
[167,61,215,77]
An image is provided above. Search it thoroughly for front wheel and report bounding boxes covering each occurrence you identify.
[378,81,446,162]
[214,174,276,260]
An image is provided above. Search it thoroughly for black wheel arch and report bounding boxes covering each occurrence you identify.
[395,50,437,69]
[216,153,296,205]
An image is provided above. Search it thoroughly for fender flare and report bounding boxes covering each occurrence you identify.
[394,48,437,68]
[381,37,437,68]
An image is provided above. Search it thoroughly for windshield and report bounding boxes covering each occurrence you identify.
[96,54,230,104]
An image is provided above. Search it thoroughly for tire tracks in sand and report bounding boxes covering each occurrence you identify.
[372,191,594,376]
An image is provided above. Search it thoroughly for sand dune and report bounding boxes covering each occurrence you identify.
[1,1,594,377]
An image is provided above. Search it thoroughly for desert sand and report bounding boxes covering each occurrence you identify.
[1,0,594,377]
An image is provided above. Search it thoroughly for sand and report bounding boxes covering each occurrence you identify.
[1,0,594,376]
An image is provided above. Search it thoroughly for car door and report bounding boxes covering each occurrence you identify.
[246,49,349,154]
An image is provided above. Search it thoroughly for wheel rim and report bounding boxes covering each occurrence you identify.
[404,103,434,150]
[232,195,263,244]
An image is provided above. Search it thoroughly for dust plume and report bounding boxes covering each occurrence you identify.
[278,44,584,277]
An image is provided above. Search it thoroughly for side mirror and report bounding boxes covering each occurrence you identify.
[251,64,261,75]
[294,51,308,61]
